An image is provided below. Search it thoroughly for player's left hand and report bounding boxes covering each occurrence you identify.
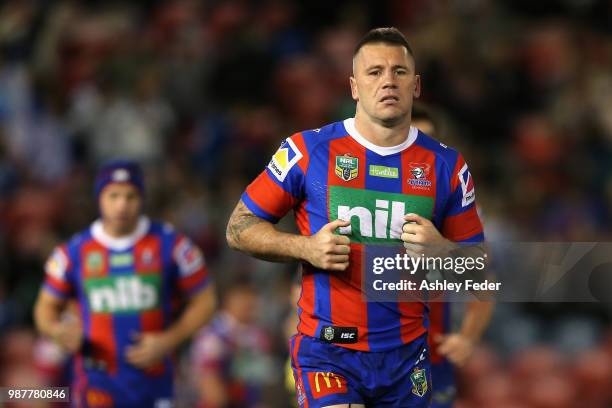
[125,332,173,369]
[401,213,453,257]
[434,333,475,367]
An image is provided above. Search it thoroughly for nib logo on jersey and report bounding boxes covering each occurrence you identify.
[85,275,160,313]
[329,186,434,244]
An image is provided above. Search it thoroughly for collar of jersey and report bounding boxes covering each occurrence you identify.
[343,117,418,156]
[91,216,151,251]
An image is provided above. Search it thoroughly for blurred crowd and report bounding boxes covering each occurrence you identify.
[1,0,612,407]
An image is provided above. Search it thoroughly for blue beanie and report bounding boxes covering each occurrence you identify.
[94,160,144,199]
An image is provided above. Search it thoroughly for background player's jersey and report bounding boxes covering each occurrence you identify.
[42,216,210,407]
[242,118,483,352]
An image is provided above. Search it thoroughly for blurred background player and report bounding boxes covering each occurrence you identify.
[227,27,485,407]
[190,276,275,408]
[412,104,494,408]
[33,160,216,407]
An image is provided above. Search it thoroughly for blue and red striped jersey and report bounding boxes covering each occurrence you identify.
[242,118,484,352]
[42,216,210,405]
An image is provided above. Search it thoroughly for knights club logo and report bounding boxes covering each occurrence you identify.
[408,163,432,189]
[335,154,359,182]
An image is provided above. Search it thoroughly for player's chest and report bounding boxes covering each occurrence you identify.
[75,245,168,313]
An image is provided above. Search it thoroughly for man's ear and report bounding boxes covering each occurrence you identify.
[414,74,421,98]
[350,76,359,101]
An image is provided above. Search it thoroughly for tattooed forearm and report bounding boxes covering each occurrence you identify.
[226,201,265,247]
[225,199,307,263]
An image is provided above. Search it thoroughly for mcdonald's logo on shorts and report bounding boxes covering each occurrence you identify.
[307,371,348,399]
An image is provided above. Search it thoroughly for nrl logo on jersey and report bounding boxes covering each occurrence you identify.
[408,163,432,189]
[335,154,358,182]
[410,367,428,397]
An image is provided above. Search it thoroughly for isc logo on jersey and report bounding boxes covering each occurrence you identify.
[329,186,434,244]
[85,275,160,313]
[267,138,303,182]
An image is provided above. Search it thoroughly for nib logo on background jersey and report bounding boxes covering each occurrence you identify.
[268,138,303,182]
[329,186,434,244]
[85,275,160,313]
[458,163,475,207]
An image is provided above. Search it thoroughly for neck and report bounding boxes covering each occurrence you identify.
[354,108,412,147]
[101,219,139,238]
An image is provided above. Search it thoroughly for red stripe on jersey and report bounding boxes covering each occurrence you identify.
[81,241,117,374]
[46,275,72,294]
[134,235,162,273]
[291,334,309,408]
[398,302,427,345]
[246,172,298,218]
[326,137,369,350]
[90,313,117,374]
[450,154,466,193]
[401,143,437,200]
[427,302,446,364]
[398,144,433,344]
[177,268,207,292]
[296,267,318,338]
[442,206,483,241]
[141,307,166,376]
[329,245,369,351]
[295,200,312,236]
[291,132,310,174]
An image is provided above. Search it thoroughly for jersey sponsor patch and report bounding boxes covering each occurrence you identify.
[307,371,348,399]
[174,237,204,276]
[45,248,69,280]
[329,186,434,244]
[84,275,161,313]
[458,163,475,207]
[267,138,303,182]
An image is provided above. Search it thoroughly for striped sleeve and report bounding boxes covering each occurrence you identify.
[441,153,484,242]
[242,133,309,223]
[42,245,75,299]
[172,234,210,296]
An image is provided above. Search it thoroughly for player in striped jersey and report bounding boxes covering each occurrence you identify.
[34,160,216,407]
[227,27,486,407]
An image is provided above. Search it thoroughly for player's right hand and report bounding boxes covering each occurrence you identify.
[51,319,83,353]
[304,219,351,271]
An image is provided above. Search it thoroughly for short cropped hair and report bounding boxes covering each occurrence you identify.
[353,27,414,59]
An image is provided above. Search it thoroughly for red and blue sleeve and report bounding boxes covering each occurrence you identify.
[242,133,309,223]
[441,154,484,243]
[42,245,75,299]
[172,234,211,297]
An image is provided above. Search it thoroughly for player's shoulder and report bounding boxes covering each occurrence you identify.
[290,119,349,152]
[147,220,180,240]
[414,129,462,173]
[63,226,94,252]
